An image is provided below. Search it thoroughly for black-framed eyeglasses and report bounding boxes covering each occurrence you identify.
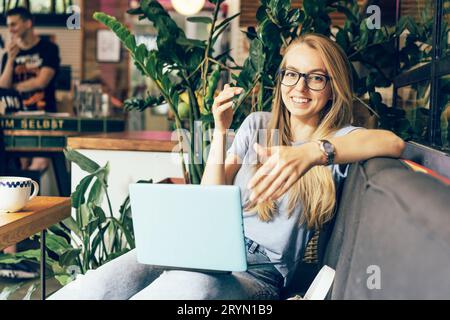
[279,69,330,91]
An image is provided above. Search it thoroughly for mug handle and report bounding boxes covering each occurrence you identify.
[29,180,39,200]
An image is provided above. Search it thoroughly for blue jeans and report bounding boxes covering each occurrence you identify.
[49,239,284,300]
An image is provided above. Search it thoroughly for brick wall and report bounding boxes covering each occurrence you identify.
[82,0,130,100]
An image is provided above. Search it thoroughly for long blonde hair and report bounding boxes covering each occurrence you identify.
[253,34,354,230]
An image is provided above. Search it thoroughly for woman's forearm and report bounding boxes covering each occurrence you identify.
[326,129,405,165]
[201,130,227,185]
[247,129,405,203]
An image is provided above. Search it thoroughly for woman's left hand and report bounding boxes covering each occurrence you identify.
[247,142,324,205]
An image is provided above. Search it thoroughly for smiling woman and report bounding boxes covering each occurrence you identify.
[48,33,404,301]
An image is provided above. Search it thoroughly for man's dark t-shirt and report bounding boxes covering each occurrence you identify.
[1,39,60,112]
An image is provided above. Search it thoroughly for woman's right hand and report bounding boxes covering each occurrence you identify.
[212,84,243,133]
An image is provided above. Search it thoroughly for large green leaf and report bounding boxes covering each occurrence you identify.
[79,203,91,229]
[55,274,73,286]
[135,43,148,63]
[314,17,330,35]
[111,218,135,249]
[23,283,38,300]
[0,254,25,264]
[336,29,349,52]
[87,179,104,207]
[249,39,264,74]
[0,249,56,268]
[358,20,369,49]
[90,221,110,262]
[45,232,71,256]
[335,4,358,24]
[0,283,23,300]
[62,216,82,239]
[187,16,212,24]
[175,37,205,49]
[126,7,143,15]
[366,73,375,90]
[369,91,383,107]
[211,21,232,46]
[287,8,302,26]
[64,147,100,174]
[72,174,95,209]
[59,248,82,268]
[145,51,158,79]
[214,12,240,34]
[92,205,107,224]
[93,13,133,47]
[256,6,267,24]
[258,19,281,51]
[85,215,100,236]
[303,0,319,17]
[125,34,136,51]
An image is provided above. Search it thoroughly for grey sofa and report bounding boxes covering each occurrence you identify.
[284,157,450,299]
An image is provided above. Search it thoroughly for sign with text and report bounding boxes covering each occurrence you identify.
[0,116,125,132]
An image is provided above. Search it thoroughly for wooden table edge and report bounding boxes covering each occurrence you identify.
[0,197,71,250]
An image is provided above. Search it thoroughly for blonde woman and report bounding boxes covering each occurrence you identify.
[50,34,404,300]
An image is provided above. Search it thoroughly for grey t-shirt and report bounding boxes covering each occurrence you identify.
[227,111,362,286]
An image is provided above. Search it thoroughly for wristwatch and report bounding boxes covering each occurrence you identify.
[317,139,335,166]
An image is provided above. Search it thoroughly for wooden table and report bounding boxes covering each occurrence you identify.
[0,196,71,300]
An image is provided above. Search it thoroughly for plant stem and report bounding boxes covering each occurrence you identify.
[62,224,82,247]
[76,256,84,274]
[187,57,206,81]
[184,74,200,120]
[258,82,264,111]
[201,1,221,97]
[104,189,114,219]
[354,95,381,118]
[208,57,234,72]
[100,227,109,261]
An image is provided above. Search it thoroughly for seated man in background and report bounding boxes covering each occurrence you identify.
[0,6,60,172]
[0,7,60,279]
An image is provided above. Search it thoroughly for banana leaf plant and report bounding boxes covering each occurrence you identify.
[0,148,146,299]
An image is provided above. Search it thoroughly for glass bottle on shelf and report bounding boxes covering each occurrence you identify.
[73,80,81,116]
[101,93,110,117]
[80,85,94,118]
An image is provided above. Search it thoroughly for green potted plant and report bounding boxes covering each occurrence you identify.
[0,148,140,299]
[94,0,243,185]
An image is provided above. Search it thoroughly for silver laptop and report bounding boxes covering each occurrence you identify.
[129,183,248,272]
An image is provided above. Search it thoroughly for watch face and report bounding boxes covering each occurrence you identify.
[323,141,334,153]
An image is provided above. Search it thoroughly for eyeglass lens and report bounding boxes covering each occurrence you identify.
[281,70,328,90]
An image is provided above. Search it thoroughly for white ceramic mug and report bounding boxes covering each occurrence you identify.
[0,177,39,213]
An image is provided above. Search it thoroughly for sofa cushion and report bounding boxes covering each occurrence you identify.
[325,158,450,299]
